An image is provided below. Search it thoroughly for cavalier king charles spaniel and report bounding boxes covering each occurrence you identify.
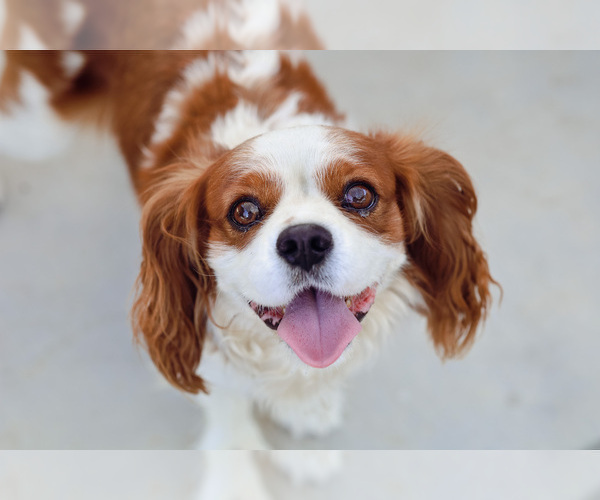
[0,45,495,497]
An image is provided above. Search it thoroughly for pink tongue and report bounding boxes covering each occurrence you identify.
[277,288,362,368]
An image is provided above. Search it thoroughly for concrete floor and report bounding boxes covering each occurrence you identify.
[1,51,599,451]
[305,0,600,49]
[1,0,598,50]
[0,451,599,500]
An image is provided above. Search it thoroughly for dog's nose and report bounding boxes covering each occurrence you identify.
[276,224,333,272]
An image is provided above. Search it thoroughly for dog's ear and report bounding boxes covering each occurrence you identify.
[131,166,214,394]
[374,132,496,357]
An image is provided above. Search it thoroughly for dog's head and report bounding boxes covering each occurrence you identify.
[132,125,495,393]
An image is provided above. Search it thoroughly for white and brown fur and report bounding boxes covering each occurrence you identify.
[0,47,496,498]
[0,0,322,50]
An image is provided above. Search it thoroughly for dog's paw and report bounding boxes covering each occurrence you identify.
[195,451,272,500]
[266,389,343,439]
[266,450,343,486]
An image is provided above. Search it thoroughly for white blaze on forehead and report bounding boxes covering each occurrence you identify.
[245,126,356,185]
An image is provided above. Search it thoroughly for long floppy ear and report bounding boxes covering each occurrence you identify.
[374,133,497,357]
[131,166,213,394]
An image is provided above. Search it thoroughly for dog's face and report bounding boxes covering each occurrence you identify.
[205,126,407,368]
[133,125,494,393]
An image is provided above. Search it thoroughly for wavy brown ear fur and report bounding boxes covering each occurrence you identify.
[131,165,213,394]
[374,132,497,357]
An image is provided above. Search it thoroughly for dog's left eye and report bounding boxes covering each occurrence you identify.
[342,183,377,211]
[229,199,262,229]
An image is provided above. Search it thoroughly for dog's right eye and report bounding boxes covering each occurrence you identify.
[342,182,378,212]
[229,199,263,229]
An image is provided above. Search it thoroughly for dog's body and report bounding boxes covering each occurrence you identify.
[0,49,415,436]
[1,48,495,497]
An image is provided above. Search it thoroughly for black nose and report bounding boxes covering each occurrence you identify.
[276,224,333,272]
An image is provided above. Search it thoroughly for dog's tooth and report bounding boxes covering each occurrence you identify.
[345,298,352,308]
[282,306,286,315]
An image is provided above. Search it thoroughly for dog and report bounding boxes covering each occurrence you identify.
[1,40,496,500]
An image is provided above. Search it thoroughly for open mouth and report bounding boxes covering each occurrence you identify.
[249,286,377,368]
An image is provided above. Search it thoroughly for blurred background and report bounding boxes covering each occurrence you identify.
[1,0,599,49]
[0,451,599,499]
[305,0,600,49]
[0,51,598,451]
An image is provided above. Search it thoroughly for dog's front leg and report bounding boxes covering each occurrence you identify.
[195,385,270,451]
[194,451,272,500]
[193,389,273,500]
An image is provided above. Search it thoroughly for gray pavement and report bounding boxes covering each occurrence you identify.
[0,51,599,450]
[305,0,600,49]
[0,451,599,499]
